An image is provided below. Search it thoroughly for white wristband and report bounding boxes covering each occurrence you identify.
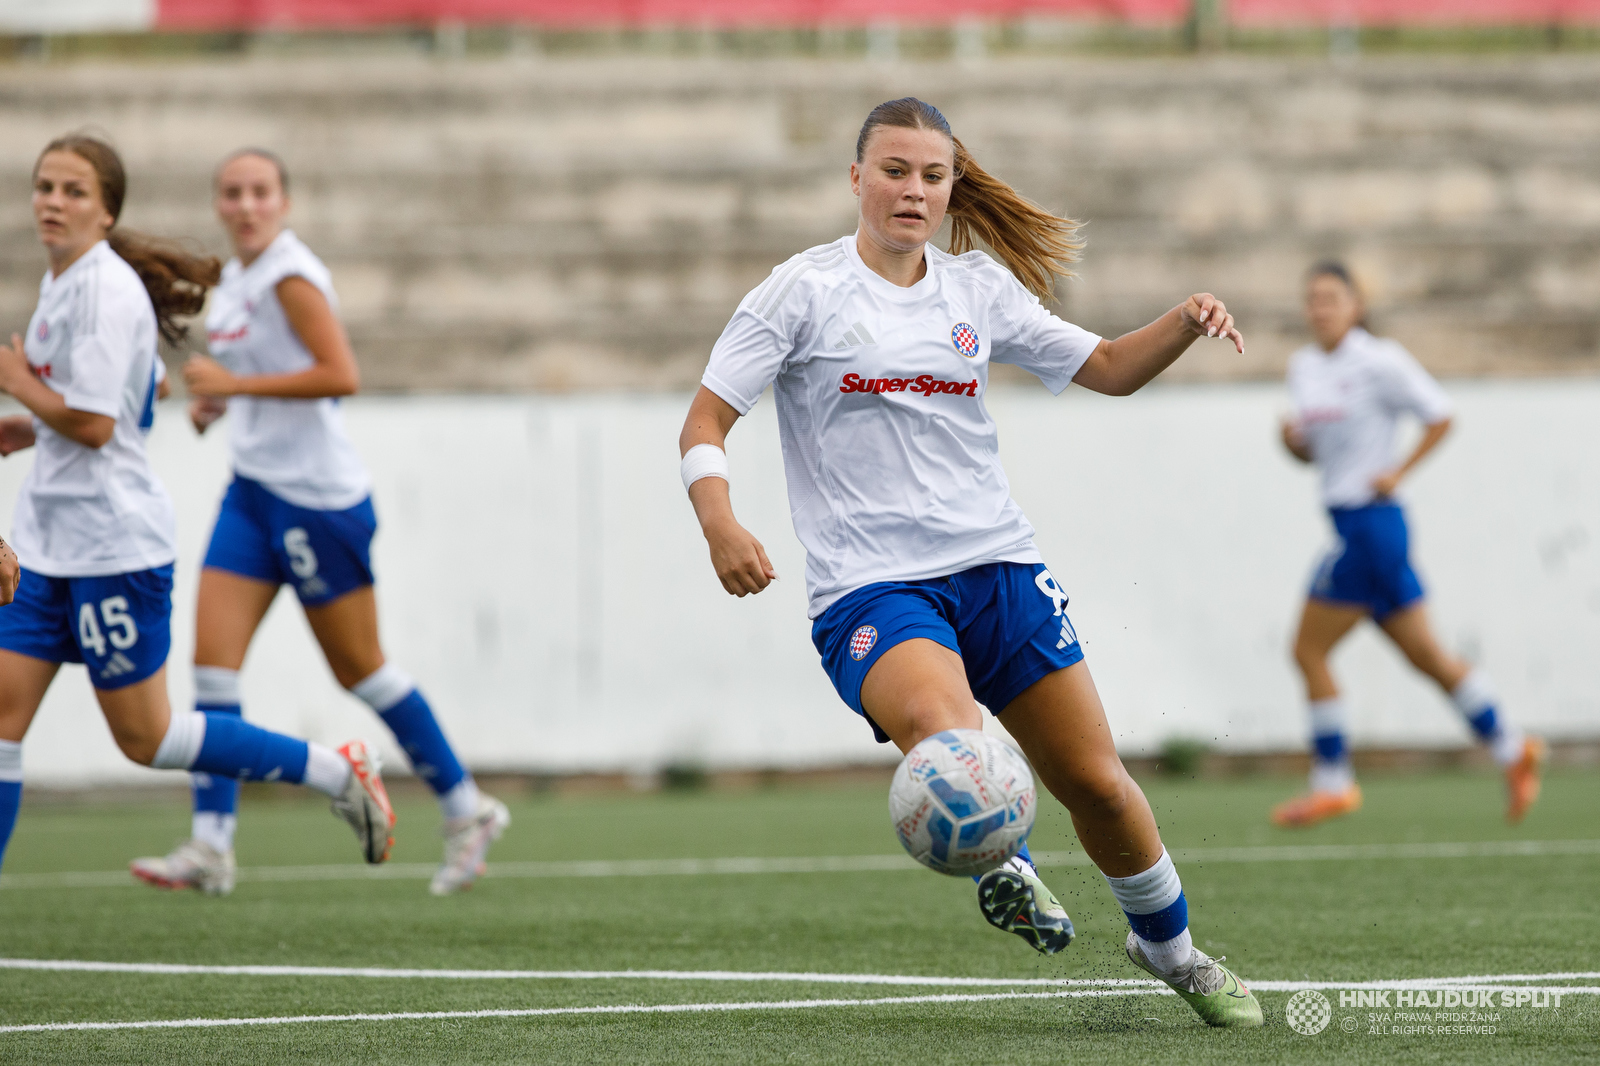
[681,443,730,494]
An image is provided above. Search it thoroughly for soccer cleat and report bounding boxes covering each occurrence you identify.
[1505,736,1547,825]
[976,860,1075,955]
[128,838,236,896]
[1125,932,1264,1028]
[430,794,511,896]
[1270,784,1362,828]
[330,740,395,864]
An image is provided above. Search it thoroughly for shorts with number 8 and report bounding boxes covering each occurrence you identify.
[202,476,377,607]
[0,565,174,690]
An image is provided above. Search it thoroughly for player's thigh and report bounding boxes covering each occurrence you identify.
[0,649,61,743]
[194,567,280,670]
[1294,598,1366,661]
[1378,602,1466,687]
[93,665,172,765]
[859,638,981,754]
[302,585,385,690]
[999,660,1126,807]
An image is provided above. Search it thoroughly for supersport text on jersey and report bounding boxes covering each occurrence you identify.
[1286,327,1453,509]
[205,230,371,511]
[15,240,175,577]
[701,233,1100,618]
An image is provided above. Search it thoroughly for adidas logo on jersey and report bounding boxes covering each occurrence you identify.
[98,651,138,680]
[840,373,978,397]
[831,321,876,349]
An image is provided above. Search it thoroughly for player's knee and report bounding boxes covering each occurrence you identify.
[1058,757,1133,818]
[109,722,163,766]
[1291,635,1322,675]
[895,691,979,748]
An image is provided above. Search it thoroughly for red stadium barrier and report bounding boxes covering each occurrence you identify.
[153,0,1600,29]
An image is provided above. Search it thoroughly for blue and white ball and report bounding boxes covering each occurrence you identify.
[889,728,1036,877]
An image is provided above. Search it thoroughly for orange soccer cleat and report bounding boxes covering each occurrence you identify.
[1504,736,1547,825]
[1270,785,1363,828]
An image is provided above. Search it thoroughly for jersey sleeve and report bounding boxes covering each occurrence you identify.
[62,280,138,418]
[987,276,1102,395]
[259,239,339,309]
[1375,342,1452,424]
[700,266,810,415]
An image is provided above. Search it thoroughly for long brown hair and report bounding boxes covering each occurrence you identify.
[34,135,221,345]
[855,98,1083,301]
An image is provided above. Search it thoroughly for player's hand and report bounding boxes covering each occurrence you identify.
[184,355,240,398]
[1179,294,1244,354]
[0,415,34,457]
[190,396,228,435]
[704,517,778,597]
[0,536,18,605]
[1371,469,1403,498]
[0,334,33,395]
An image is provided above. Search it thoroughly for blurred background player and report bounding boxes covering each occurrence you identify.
[1274,261,1545,828]
[129,149,507,897]
[678,97,1262,1028]
[0,135,395,874]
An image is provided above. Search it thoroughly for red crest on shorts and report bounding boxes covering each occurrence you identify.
[849,625,879,661]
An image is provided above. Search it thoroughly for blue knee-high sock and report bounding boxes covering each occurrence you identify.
[0,740,22,871]
[971,841,1034,885]
[192,713,310,784]
[377,690,466,795]
[192,667,243,818]
[352,667,466,795]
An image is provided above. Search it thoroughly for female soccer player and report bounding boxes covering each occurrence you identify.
[129,149,507,898]
[678,98,1261,1027]
[0,135,395,874]
[1273,262,1544,827]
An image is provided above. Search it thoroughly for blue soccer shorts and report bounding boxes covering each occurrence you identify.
[203,476,376,607]
[1310,502,1425,621]
[812,561,1086,744]
[0,565,174,690]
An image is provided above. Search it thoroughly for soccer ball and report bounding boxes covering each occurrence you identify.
[888,728,1036,877]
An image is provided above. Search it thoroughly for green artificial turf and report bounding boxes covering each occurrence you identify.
[0,768,1596,1063]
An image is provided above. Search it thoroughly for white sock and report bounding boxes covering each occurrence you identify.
[150,711,207,771]
[1103,850,1191,976]
[351,664,415,713]
[303,743,352,798]
[192,812,236,853]
[438,777,481,821]
[1449,668,1494,717]
[0,739,21,782]
[1139,927,1194,974]
[1310,760,1355,794]
[194,665,242,706]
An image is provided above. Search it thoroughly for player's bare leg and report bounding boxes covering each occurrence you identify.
[1275,599,1367,827]
[1381,603,1545,823]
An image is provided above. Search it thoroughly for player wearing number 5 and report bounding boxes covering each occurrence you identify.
[129,149,507,897]
[0,136,397,877]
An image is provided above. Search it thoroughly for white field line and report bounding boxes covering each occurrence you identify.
[4,981,1598,1036]
[3,838,1597,890]
[2,958,1597,995]
[0,989,1164,1034]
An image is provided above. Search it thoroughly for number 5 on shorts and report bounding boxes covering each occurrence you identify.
[78,596,139,657]
[284,527,319,580]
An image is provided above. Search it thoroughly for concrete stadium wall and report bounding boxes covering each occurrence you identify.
[6,381,1597,787]
[1,53,1598,392]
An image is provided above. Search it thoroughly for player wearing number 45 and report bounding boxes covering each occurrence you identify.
[128,149,508,898]
[1273,262,1545,829]
[0,136,397,877]
[679,98,1262,1027]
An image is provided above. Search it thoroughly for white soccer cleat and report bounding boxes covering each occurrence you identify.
[129,838,236,896]
[330,739,395,864]
[430,794,511,896]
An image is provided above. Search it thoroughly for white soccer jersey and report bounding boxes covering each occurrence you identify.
[14,240,176,577]
[205,229,370,511]
[1286,327,1453,509]
[702,234,1102,618]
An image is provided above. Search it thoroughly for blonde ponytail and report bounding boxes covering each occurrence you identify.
[949,139,1083,302]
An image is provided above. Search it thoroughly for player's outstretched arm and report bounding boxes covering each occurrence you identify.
[1073,293,1243,397]
[679,386,777,597]
[0,333,113,448]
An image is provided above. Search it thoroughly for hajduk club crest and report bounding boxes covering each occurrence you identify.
[849,625,879,661]
[951,322,979,358]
